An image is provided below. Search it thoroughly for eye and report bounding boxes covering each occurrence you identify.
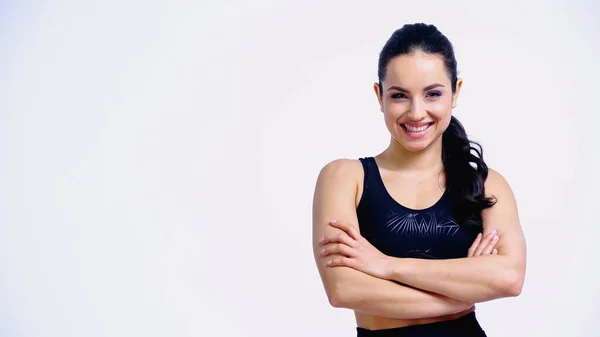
[426,91,442,98]
[391,93,407,100]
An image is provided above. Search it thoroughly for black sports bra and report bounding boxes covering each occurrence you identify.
[356,157,480,259]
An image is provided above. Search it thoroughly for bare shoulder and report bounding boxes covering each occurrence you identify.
[316,158,363,184]
[484,168,516,201]
[312,158,364,232]
[482,167,522,233]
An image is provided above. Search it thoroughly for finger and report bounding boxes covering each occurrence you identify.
[327,256,357,268]
[329,220,359,240]
[474,230,496,256]
[481,235,499,255]
[320,232,356,247]
[321,243,354,257]
[329,220,360,240]
[468,233,483,257]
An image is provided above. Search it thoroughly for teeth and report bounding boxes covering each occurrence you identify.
[403,124,430,132]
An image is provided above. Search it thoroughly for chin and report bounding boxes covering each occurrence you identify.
[399,141,431,153]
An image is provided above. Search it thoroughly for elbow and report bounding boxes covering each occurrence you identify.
[326,281,354,308]
[328,293,345,308]
[506,278,524,297]
[500,270,524,297]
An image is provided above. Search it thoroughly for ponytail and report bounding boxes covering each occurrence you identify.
[442,116,496,227]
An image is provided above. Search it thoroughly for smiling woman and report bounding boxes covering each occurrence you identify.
[312,23,526,337]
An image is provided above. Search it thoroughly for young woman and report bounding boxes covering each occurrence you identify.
[312,23,527,337]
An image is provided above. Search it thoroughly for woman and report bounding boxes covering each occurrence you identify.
[312,23,527,336]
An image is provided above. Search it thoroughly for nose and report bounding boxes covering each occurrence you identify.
[407,99,426,120]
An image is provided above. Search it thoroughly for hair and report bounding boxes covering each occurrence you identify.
[377,23,496,227]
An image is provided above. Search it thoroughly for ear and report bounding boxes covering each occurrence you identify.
[373,82,384,112]
[452,78,463,109]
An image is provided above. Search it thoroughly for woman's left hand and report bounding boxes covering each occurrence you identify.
[319,220,393,280]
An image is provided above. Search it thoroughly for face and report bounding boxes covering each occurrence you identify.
[374,50,462,153]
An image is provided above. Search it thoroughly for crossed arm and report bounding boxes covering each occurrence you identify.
[312,159,527,319]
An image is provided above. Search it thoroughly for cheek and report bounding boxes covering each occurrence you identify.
[382,104,404,121]
[427,100,453,120]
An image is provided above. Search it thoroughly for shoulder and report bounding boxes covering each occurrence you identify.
[485,168,517,205]
[317,158,364,182]
[485,168,512,191]
[313,159,365,215]
[315,158,364,196]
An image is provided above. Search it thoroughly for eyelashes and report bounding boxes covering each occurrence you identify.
[391,93,408,99]
[391,91,442,100]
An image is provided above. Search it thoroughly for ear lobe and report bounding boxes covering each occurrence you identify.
[452,91,460,108]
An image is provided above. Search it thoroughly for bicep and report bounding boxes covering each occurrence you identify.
[482,170,526,267]
[312,160,365,297]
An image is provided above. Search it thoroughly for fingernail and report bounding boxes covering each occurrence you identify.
[490,229,497,235]
[327,260,332,265]
[319,237,325,243]
[330,220,337,224]
[321,248,326,254]
[493,235,499,241]
[477,233,482,238]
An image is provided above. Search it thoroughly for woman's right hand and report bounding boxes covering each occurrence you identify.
[467,230,499,257]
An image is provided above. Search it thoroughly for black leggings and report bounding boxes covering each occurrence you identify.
[356,312,487,337]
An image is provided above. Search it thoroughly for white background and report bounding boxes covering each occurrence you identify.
[1,1,599,336]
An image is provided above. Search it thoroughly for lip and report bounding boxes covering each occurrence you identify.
[402,121,434,127]
[401,122,434,139]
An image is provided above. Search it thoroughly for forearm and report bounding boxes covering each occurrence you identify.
[388,255,524,303]
[330,269,472,319]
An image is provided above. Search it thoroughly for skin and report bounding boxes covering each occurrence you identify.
[377,50,461,158]
[312,50,526,330]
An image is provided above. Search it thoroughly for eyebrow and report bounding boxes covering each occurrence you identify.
[387,83,445,92]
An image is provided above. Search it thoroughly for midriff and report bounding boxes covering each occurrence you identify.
[355,306,476,330]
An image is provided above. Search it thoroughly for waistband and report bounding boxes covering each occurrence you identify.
[356,312,486,337]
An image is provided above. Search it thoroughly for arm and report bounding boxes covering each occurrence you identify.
[312,159,472,319]
[385,169,527,303]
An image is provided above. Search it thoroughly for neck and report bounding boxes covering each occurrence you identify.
[381,137,444,172]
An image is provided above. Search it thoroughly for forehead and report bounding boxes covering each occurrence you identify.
[383,51,450,88]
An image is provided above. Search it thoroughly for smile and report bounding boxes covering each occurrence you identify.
[402,124,431,132]
[401,123,434,138]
